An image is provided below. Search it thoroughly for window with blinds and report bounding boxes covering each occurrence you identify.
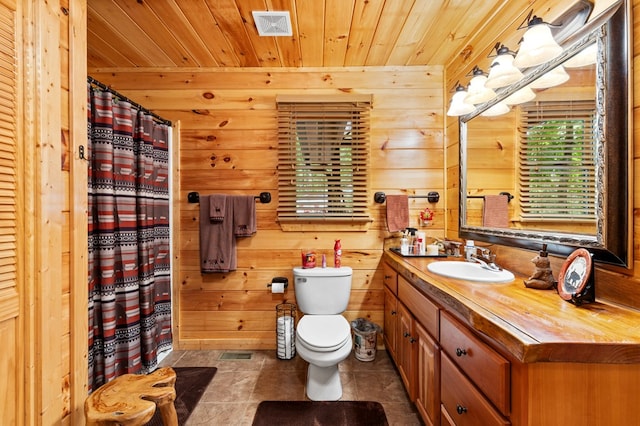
[518,99,597,221]
[276,95,372,224]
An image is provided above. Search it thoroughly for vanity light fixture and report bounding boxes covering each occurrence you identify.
[513,13,563,69]
[447,83,476,116]
[464,66,497,105]
[485,43,524,89]
[503,86,536,105]
[480,101,510,117]
[528,65,570,89]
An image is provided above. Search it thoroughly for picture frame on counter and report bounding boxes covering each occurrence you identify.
[557,248,595,305]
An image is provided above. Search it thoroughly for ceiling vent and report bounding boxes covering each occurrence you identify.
[252,11,292,36]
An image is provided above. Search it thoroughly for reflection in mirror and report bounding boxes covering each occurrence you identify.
[465,58,597,235]
[459,0,630,268]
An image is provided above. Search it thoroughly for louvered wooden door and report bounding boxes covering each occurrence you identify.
[0,0,21,424]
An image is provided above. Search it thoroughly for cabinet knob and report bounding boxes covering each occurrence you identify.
[456,348,467,357]
[409,337,417,343]
[391,310,397,315]
[384,275,392,279]
[456,404,468,415]
[404,332,411,338]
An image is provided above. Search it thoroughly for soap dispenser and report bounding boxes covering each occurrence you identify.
[524,244,556,290]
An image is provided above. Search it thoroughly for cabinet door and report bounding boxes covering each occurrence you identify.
[383,286,398,362]
[397,303,417,400]
[415,321,440,426]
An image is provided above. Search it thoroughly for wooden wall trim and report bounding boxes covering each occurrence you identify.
[68,0,88,422]
[171,122,183,350]
[22,0,64,422]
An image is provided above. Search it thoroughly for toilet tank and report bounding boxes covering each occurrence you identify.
[293,266,352,314]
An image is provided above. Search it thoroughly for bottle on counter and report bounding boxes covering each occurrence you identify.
[417,231,426,255]
[334,239,342,268]
[465,240,475,261]
[400,237,409,255]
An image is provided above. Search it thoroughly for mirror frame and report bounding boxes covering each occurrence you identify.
[458,0,631,268]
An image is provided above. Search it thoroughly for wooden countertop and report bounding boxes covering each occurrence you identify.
[384,250,640,364]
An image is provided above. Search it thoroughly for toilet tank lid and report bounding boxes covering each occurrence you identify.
[293,266,352,277]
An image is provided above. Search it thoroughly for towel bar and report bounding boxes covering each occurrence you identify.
[374,191,440,204]
[467,192,514,203]
[187,191,271,204]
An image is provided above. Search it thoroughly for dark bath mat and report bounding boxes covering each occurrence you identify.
[252,400,389,426]
[144,366,217,426]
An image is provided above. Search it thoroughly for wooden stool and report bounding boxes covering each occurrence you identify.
[85,367,178,426]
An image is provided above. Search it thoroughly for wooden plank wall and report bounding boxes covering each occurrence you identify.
[464,111,516,228]
[89,66,446,349]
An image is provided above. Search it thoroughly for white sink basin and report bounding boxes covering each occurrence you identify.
[427,261,515,283]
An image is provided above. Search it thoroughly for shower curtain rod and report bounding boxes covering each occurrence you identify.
[88,76,172,126]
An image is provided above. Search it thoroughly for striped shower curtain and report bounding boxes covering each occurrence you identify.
[87,85,172,393]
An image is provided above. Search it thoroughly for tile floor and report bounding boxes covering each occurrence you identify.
[158,349,423,425]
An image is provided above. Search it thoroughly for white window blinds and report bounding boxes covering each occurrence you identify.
[276,95,372,223]
[518,99,597,221]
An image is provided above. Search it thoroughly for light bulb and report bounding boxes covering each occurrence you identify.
[481,102,510,117]
[529,65,570,89]
[447,87,475,116]
[504,86,536,105]
[564,43,597,68]
[464,74,497,104]
[513,22,563,68]
[485,53,524,89]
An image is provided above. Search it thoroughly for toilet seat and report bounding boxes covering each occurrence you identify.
[297,315,350,352]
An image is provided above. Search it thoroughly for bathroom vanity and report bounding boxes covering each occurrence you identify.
[382,249,640,426]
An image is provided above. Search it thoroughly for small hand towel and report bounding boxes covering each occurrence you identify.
[482,194,509,228]
[232,195,257,237]
[209,194,226,222]
[386,194,410,232]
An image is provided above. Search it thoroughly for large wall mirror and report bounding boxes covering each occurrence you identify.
[459,0,631,268]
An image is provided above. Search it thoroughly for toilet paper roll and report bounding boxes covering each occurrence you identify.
[271,282,285,293]
[277,316,295,358]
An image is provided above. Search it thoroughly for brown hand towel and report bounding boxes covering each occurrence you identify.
[209,194,226,222]
[199,195,237,273]
[386,194,409,232]
[482,194,509,228]
[232,195,257,237]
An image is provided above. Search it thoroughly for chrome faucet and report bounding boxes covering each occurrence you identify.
[468,247,502,272]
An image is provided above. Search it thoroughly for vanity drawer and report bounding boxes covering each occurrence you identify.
[440,312,510,416]
[383,262,398,294]
[398,275,439,338]
[441,354,510,426]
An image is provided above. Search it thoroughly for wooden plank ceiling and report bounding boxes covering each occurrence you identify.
[86,0,516,69]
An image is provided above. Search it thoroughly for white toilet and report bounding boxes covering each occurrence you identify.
[293,266,353,401]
